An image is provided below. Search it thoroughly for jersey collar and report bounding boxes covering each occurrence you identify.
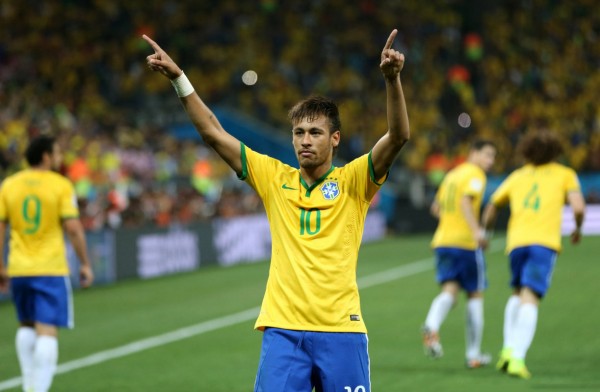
[300,165,335,196]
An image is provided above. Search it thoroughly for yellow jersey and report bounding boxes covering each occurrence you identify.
[490,162,581,253]
[431,162,486,250]
[0,169,79,276]
[241,144,384,333]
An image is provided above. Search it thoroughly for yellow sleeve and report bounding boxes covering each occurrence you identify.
[59,179,79,219]
[564,168,581,193]
[0,181,6,221]
[240,143,279,199]
[347,152,384,203]
[462,169,485,198]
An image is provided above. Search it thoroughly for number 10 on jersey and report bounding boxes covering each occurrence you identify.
[299,207,321,235]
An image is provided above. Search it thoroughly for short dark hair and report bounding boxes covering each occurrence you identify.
[470,138,496,151]
[288,96,341,134]
[518,130,563,165]
[25,135,56,166]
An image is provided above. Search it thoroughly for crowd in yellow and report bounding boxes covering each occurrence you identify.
[1,0,598,228]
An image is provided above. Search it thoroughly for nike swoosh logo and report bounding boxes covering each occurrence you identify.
[282,184,298,190]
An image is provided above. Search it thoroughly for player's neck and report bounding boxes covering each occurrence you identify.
[29,162,52,171]
[467,158,484,171]
[300,164,332,187]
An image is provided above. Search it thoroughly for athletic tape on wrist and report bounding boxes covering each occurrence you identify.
[171,72,195,97]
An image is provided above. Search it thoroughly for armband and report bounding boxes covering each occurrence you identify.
[170,72,195,98]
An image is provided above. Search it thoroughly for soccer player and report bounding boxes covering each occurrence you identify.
[482,130,585,379]
[421,140,496,368]
[143,29,409,392]
[0,135,94,392]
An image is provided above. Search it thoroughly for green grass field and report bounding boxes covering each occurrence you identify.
[1,234,598,391]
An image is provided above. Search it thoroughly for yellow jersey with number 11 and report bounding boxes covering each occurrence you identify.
[431,162,487,250]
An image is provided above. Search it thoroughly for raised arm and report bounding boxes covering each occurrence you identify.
[371,29,410,179]
[143,35,242,175]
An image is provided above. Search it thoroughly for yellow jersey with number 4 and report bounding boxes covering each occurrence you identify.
[432,162,487,250]
[0,169,79,276]
[240,144,384,333]
[490,162,580,253]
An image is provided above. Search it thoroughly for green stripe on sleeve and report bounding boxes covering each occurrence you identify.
[368,150,388,186]
[238,142,248,180]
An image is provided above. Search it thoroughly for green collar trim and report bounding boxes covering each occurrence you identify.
[300,165,335,197]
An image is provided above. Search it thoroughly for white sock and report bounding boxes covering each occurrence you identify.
[33,335,58,392]
[511,303,538,360]
[16,327,36,392]
[502,295,520,350]
[425,291,454,332]
[465,298,484,360]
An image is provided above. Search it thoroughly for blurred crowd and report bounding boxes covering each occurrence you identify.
[1,0,599,229]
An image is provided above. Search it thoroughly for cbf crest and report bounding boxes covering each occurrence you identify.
[320,181,340,200]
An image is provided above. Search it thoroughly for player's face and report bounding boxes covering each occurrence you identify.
[292,115,340,170]
[474,145,496,172]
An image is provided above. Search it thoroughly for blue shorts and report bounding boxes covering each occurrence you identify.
[10,276,74,328]
[254,328,371,392]
[434,247,487,293]
[509,245,557,297]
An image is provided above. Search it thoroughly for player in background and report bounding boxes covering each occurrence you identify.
[0,135,94,392]
[143,29,409,392]
[422,139,496,368]
[482,130,585,379]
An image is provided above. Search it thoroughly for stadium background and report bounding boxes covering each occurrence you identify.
[0,0,598,273]
[1,0,599,281]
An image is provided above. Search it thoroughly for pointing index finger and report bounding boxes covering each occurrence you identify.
[142,34,162,53]
[383,29,398,50]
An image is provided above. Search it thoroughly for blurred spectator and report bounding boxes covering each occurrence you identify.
[0,0,598,229]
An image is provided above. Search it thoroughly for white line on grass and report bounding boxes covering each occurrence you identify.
[359,239,504,289]
[0,240,504,390]
[0,308,261,390]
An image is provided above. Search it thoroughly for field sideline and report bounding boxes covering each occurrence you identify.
[0,234,598,391]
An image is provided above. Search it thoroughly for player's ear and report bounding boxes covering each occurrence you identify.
[331,130,340,147]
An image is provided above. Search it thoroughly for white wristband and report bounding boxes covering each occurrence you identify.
[170,72,195,97]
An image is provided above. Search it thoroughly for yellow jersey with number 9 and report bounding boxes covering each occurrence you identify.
[490,162,580,253]
[0,169,79,276]
[240,144,384,333]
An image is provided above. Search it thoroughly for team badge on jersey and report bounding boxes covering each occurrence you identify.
[320,181,340,200]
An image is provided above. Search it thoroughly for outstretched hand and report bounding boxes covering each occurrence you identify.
[143,35,183,80]
[380,29,405,80]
